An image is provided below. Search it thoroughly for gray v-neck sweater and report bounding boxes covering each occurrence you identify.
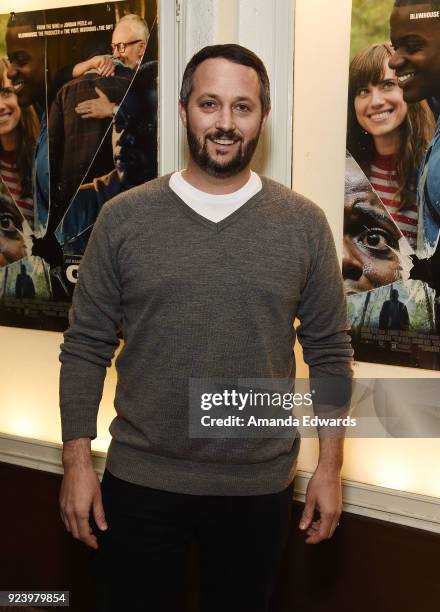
[60,174,352,495]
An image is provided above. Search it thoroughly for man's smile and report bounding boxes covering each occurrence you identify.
[12,79,25,94]
[396,72,416,87]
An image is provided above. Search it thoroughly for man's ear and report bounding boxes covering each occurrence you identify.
[179,100,187,127]
[260,110,270,131]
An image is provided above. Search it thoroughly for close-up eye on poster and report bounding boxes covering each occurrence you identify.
[344,0,440,371]
[0,0,158,331]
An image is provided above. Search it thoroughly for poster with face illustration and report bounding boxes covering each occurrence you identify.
[344,0,440,370]
[0,0,157,331]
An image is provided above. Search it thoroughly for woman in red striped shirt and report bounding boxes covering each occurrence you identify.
[347,43,435,250]
[0,58,39,231]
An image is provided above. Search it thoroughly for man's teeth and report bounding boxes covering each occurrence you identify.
[13,81,24,92]
[213,139,235,145]
[398,73,415,84]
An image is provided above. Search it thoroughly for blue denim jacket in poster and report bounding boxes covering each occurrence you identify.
[418,115,440,252]
[33,110,49,238]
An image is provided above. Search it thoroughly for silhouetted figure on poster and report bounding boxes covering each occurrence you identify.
[379,288,410,331]
[15,263,35,299]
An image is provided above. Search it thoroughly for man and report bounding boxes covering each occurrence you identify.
[55,61,158,256]
[344,153,403,294]
[74,14,149,121]
[379,288,410,331]
[389,0,440,251]
[59,45,353,612]
[15,262,35,299]
[6,11,49,236]
[48,60,133,216]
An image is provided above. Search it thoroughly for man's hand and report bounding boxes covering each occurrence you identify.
[75,88,114,120]
[59,438,107,550]
[299,467,342,544]
[299,437,344,544]
[92,55,115,77]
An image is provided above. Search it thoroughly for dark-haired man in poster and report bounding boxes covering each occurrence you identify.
[390,0,440,250]
[389,0,440,337]
[49,60,133,215]
[6,11,49,238]
[54,61,157,257]
[379,288,410,330]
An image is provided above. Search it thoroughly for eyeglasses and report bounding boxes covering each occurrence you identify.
[111,40,143,53]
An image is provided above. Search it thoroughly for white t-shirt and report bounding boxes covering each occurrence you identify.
[169,170,262,222]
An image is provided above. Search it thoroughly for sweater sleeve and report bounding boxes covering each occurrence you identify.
[59,205,122,441]
[296,206,353,381]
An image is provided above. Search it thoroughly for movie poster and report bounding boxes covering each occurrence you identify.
[344,0,440,370]
[0,0,158,331]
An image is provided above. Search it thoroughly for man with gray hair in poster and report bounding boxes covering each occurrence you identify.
[59,44,353,611]
[74,14,149,121]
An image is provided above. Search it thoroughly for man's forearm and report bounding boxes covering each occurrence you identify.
[317,437,344,474]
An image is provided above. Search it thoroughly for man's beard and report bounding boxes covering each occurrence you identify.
[186,123,261,178]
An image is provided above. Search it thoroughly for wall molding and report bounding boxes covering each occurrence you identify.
[1,433,439,533]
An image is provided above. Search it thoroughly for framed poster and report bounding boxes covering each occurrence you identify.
[0,0,158,331]
[344,0,440,370]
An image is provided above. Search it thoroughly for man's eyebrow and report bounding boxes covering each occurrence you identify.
[353,200,399,233]
[392,34,425,45]
[197,93,255,103]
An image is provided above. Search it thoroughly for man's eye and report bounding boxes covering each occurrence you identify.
[357,228,397,252]
[201,101,216,109]
[403,41,423,53]
[11,54,30,67]
[0,213,18,233]
[235,104,250,112]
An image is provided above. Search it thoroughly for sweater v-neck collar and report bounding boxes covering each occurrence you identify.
[160,174,267,232]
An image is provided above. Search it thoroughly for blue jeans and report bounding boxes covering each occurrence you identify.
[92,469,293,612]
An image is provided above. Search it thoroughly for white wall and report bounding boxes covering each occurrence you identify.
[0,0,439,501]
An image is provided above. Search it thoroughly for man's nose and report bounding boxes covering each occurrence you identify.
[342,237,364,282]
[6,63,18,80]
[215,107,235,132]
[388,50,405,71]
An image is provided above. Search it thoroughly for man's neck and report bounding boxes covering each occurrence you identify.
[182,159,252,195]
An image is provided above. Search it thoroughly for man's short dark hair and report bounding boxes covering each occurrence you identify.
[180,44,271,115]
[394,0,440,9]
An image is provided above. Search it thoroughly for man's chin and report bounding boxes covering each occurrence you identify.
[401,82,427,104]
